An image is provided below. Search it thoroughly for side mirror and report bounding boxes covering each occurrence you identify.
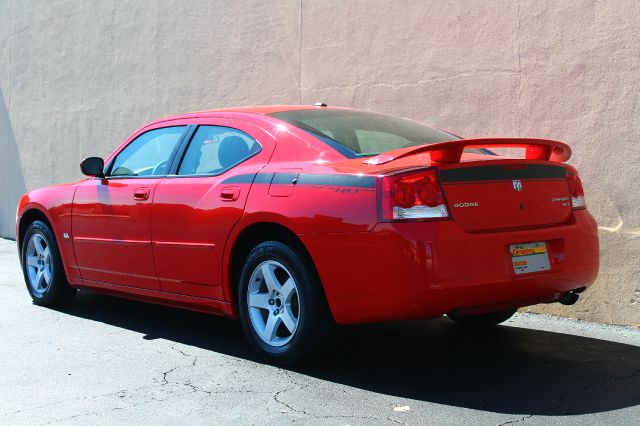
[80,157,105,178]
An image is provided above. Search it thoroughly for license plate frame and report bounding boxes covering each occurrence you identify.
[509,241,551,275]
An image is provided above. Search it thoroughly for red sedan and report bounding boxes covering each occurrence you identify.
[16,105,599,363]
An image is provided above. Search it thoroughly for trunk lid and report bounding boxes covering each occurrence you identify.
[359,137,573,231]
[440,162,571,232]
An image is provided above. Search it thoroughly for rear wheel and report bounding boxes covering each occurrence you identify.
[446,309,517,328]
[21,220,76,306]
[237,241,333,364]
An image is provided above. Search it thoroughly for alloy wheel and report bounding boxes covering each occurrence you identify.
[25,234,52,295]
[247,260,300,347]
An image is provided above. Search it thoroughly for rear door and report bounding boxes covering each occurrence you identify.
[151,118,276,299]
[72,125,188,289]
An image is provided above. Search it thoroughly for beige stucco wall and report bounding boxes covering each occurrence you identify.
[1,0,638,326]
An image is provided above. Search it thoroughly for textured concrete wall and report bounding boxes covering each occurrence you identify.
[1,0,638,326]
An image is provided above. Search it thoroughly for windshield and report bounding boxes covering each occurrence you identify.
[269,109,460,158]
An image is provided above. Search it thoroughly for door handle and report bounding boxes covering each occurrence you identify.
[220,186,240,201]
[133,187,150,201]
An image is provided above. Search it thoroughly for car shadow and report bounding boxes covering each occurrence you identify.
[56,291,640,416]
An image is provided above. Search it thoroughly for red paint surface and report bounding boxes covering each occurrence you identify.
[16,106,599,324]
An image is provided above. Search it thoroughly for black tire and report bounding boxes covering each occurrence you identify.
[21,220,76,306]
[446,309,517,328]
[237,241,333,364]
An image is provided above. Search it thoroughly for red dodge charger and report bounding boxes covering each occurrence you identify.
[16,105,599,363]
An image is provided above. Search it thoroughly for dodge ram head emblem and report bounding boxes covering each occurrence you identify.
[512,179,523,192]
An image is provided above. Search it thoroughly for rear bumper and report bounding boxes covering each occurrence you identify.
[300,210,599,324]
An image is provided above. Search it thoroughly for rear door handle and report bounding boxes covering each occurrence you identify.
[220,186,240,201]
[133,187,150,201]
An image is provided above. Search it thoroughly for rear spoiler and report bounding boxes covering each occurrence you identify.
[363,138,571,165]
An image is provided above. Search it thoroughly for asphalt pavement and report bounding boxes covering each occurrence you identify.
[0,238,639,425]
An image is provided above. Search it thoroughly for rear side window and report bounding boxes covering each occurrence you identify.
[109,126,185,177]
[178,126,261,176]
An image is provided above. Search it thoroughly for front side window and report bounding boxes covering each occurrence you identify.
[109,126,186,177]
[178,126,261,176]
[268,109,461,158]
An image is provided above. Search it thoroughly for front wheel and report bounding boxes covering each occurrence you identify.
[21,220,76,306]
[446,309,517,328]
[237,241,333,364]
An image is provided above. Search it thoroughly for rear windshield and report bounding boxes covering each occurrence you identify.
[268,109,460,158]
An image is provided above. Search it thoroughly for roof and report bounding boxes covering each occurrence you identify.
[194,105,322,114]
[154,104,352,123]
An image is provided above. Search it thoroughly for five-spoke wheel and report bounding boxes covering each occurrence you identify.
[25,234,53,295]
[20,220,76,306]
[247,260,300,346]
[238,240,333,364]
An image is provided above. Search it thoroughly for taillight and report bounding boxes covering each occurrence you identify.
[567,168,586,210]
[379,168,449,221]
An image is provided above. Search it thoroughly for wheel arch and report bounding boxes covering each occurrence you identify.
[17,207,55,253]
[224,220,330,320]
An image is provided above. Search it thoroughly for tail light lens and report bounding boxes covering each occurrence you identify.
[567,169,586,210]
[379,168,449,221]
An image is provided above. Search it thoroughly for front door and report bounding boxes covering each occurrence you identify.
[152,122,274,299]
[72,125,187,289]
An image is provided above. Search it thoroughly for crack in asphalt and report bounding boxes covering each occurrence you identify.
[159,345,261,398]
[547,368,640,414]
[498,414,534,426]
[1,386,151,418]
[497,368,640,425]
[160,345,199,387]
[25,346,205,424]
[271,371,408,425]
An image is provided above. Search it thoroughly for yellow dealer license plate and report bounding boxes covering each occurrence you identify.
[510,242,551,275]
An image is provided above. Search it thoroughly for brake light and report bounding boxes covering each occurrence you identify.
[567,169,586,210]
[379,168,449,221]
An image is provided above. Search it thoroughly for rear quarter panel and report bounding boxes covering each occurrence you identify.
[224,166,379,319]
